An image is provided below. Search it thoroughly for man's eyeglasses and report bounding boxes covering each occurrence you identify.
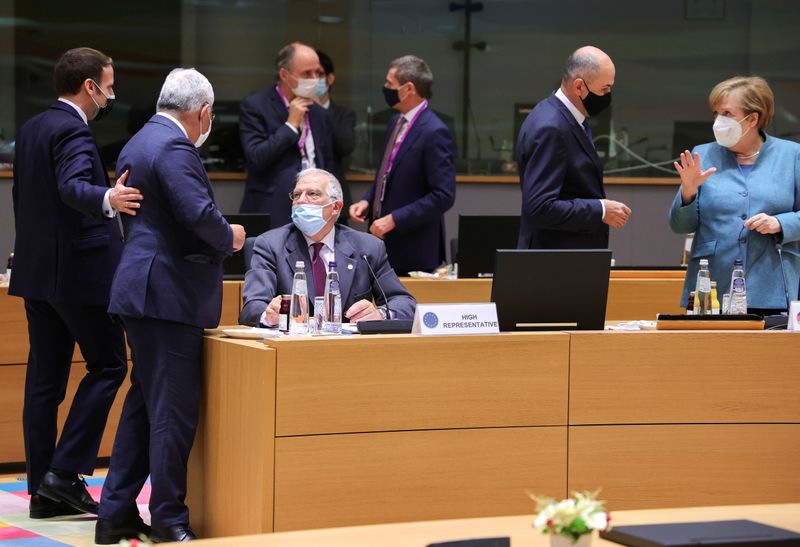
[289,189,326,201]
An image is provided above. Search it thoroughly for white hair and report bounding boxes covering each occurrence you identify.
[296,168,343,201]
[156,68,214,113]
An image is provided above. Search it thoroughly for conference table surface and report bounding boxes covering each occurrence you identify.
[189,503,800,546]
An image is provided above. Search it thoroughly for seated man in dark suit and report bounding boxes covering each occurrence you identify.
[240,168,415,326]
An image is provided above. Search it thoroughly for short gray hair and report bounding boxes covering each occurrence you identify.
[390,55,433,99]
[296,168,343,201]
[562,49,600,84]
[156,68,214,113]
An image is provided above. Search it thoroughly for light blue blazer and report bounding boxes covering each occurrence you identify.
[669,134,800,309]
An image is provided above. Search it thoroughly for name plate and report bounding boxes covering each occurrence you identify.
[412,303,500,335]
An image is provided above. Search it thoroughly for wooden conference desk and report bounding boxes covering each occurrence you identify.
[187,330,800,538]
[191,503,800,546]
[0,282,241,465]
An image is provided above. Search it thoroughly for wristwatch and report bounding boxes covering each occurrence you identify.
[376,306,388,320]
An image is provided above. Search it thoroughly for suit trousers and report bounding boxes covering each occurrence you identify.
[98,316,202,528]
[22,299,127,494]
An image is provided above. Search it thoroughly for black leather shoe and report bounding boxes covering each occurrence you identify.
[29,494,83,519]
[36,471,99,515]
[152,524,197,542]
[95,516,152,545]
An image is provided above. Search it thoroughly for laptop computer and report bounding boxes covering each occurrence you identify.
[457,215,521,278]
[223,213,271,279]
[600,519,800,546]
[490,249,611,331]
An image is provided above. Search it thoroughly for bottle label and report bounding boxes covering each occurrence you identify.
[279,314,288,332]
[698,277,711,293]
[294,280,307,294]
[732,277,746,293]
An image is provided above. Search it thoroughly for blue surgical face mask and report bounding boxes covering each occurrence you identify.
[317,79,329,98]
[291,202,333,236]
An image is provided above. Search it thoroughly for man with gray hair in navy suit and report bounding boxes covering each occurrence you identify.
[95,68,245,544]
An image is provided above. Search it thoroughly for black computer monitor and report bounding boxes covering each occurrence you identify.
[457,215,521,278]
[222,213,271,278]
[490,249,612,331]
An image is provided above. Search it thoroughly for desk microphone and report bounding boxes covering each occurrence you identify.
[773,235,791,311]
[362,254,392,319]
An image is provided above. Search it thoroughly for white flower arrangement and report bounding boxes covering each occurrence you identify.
[529,490,611,543]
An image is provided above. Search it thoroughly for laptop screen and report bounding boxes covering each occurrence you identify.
[491,249,611,331]
[457,215,521,278]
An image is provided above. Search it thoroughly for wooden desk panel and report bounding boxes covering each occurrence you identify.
[569,331,800,424]
[274,426,567,532]
[0,288,28,365]
[400,278,491,304]
[0,363,130,463]
[270,333,569,436]
[569,424,800,509]
[604,278,683,319]
[188,337,276,538]
[220,280,242,326]
[189,504,800,546]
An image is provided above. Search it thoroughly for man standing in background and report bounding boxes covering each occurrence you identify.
[10,47,142,520]
[349,55,455,275]
[239,42,333,226]
[315,49,356,220]
[95,68,245,544]
[516,45,631,250]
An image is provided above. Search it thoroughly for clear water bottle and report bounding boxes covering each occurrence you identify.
[695,258,712,315]
[322,260,342,334]
[729,259,748,315]
[289,261,309,334]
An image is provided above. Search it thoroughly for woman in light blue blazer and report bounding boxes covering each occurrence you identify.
[670,76,800,313]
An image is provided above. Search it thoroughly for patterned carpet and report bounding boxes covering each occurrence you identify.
[0,476,150,547]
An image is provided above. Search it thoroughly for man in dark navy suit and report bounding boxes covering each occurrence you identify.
[95,68,245,544]
[10,47,143,520]
[349,55,456,275]
[516,45,631,250]
[238,41,334,226]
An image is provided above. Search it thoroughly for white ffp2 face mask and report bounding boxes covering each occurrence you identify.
[713,114,751,148]
[195,110,212,148]
[292,78,319,99]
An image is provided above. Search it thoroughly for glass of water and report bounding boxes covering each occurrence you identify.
[313,296,325,334]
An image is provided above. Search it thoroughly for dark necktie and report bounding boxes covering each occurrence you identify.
[372,116,408,219]
[582,119,595,149]
[311,242,327,299]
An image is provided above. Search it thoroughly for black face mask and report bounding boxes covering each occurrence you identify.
[581,85,611,117]
[382,86,400,108]
[93,97,115,121]
[90,80,115,121]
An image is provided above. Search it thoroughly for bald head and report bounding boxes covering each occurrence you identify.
[276,42,322,100]
[562,46,614,85]
[560,46,615,116]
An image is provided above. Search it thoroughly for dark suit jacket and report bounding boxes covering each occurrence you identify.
[108,115,233,328]
[10,101,122,306]
[361,106,456,272]
[238,86,334,225]
[327,100,356,207]
[239,224,416,326]
[516,93,609,249]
